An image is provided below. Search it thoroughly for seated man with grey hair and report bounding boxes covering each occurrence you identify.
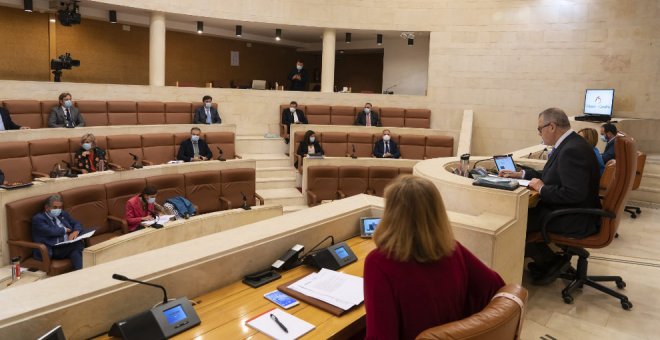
[499,107,601,285]
[31,195,87,270]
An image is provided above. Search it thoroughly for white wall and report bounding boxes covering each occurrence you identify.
[382,35,429,96]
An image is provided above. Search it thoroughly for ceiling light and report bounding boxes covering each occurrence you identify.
[377,34,383,46]
[275,28,282,41]
[345,32,351,43]
[197,21,203,34]
[236,25,242,37]
[24,0,33,12]
[109,10,117,24]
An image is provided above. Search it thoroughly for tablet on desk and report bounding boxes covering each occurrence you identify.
[360,217,381,238]
[493,155,516,172]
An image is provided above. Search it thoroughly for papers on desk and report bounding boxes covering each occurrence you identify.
[518,179,531,187]
[141,215,176,227]
[288,269,363,311]
[246,308,315,340]
[54,230,95,246]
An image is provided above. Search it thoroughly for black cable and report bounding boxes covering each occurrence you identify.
[299,235,335,261]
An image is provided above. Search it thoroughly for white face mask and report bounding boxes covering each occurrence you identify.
[600,135,608,143]
[309,137,316,143]
[204,102,212,109]
[64,100,73,108]
[296,65,303,70]
[364,108,371,114]
[147,197,156,204]
[383,135,391,142]
[191,135,200,143]
[290,107,296,112]
[82,143,92,150]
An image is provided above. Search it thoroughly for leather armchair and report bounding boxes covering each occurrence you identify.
[0,141,33,184]
[337,166,369,198]
[306,166,339,206]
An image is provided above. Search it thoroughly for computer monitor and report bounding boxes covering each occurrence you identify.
[251,80,267,90]
[584,89,614,117]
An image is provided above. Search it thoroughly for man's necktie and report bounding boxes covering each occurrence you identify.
[65,108,73,127]
[366,114,371,126]
[205,109,211,124]
[385,142,389,154]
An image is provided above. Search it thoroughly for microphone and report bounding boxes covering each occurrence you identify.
[240,191,251,210]
[216,146,226,161]
[129,153,143,169]
[538,148,548,159]
[472,157,494,169]
[351,144,357,159]
[112,273,168,305]
[62,160,77,177]
[382,84,397,94]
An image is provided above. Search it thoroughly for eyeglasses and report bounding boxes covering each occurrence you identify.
[537,122,552,133]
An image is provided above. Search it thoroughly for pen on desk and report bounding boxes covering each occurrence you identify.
[270,313,288,333]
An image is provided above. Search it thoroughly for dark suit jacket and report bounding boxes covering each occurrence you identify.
[193,107,221,124]
[287,68,308,91]
[48,106,86,127]
[373,139,401,158]
[0,169,4,184]
[601,139,615,164]
[525,132,601,238]
[31,211,83,260]
[281,109,308,134]
[177,139,213,162]
[0,107,21,130]
[296,140,324,157]
[355,111,382,127]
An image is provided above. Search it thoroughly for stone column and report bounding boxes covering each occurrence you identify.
[321,28,336,93]
[149,12,166,86]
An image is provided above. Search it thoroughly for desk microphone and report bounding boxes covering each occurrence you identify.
[216,146,226,161]
[112,274,168,305]
[350,144,357,159]
[538,148,548,159]
[129,153,143,169]
[240,191,251,210]
[472,157,494,169]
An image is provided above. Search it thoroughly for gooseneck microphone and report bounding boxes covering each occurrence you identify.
[240,191,251,210]
[216,146,226,161]
[351,144,357,159]
[112,273,168,305]
[129,153,143,169]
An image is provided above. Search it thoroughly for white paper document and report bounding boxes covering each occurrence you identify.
[54,230,95,246]
[518,179,531,187]
[141,215,176,226]
[246,308,314,340]
[288,269,364,310]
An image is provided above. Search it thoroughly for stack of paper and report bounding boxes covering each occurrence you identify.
[288,269,363,310]
[54,230,95,246]
[142,215,176,226]
[246,308,315,340]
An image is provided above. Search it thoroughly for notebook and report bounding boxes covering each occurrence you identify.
[246,308,315,340]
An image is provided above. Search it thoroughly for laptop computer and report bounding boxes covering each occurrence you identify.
[493,155,517,172]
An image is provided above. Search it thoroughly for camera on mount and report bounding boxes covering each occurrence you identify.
[58,1,81,26]
[50,53,80,82]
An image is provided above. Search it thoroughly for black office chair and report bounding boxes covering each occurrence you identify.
[527,136,637,309]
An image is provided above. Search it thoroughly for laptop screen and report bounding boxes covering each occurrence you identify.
[494,155,516,172]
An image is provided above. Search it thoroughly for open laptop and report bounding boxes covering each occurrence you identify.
[493,155,516,172]
[360,217,381,238]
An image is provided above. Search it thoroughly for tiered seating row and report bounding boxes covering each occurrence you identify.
[5,168,261,276]
[279,104,431,129]
[0,132,236,184]
[1,100,215,128]
[306,165,412,206]
[293,130,453,162]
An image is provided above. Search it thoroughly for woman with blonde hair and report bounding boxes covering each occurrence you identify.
[74,133,107,173]
[364,175,504,340]
[578,127,605,175]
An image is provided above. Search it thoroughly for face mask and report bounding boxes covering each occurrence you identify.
[296,65,303,70]
[364,108,371,114]
[82,143,92,151]
[204,102,212,109]
[600,135,608,143]
[147,197,156,204]
[290,107,296,112]
[64,100,73,108]
[309,137,316,143]
[383,135,391,142]
[50,209,62,217]
[191,135,200,143]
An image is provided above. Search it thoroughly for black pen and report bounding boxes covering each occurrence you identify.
[270,313,288,333]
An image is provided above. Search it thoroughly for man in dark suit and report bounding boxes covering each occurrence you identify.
[0,107,30,130]
[48,92,86,128]
[500,108,601,284]
[373,129,400,158]
[31,195,86,270]
[281,101,308,144]
[355,103,381,127]
[177,127,213,162]
[193,95,221,125]
[287,59,308,91]
[600,123,618,164]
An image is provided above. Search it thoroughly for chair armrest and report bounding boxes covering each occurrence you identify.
[234,154,243,159]
[297,154,303,173]
[254,193,264,205]
[141,160,154,166]
[366,189,375,195]
[7,240,51,268]
[306,190,318,207]
[540,208,616,243]
[32,171,49,179]
[280,123,288,138]
[219,197,232,210]
[107,215,129,234]
[337,190,346,199]
[107,162,124,171]
[71,167,84,174]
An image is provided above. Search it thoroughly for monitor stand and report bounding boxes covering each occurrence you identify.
[574,115,611,123]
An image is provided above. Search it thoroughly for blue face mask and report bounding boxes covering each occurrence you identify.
[147,197,156,204]
[64,100,73,108]
[191,135,200,143]
[309,137,316,143]
[600,135,608,143]
[50,209,62,217]
[82,143,92,150]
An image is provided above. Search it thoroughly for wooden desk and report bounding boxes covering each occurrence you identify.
[175,237,375,339]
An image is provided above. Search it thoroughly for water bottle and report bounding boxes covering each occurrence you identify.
[11,256,20,281]
[459,154,470,177]
[98,159,106,172]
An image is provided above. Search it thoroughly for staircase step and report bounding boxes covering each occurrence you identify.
[640,173,660,188]
[256,176,297,190]
[257,188,305,206]
[256,166,298,178]
[283,205,309,214]
[240,153,290,168]
[236,135,287,154]
[629,186,660,204]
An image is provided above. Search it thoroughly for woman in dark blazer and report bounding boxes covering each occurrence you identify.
[74,133,107,173]
[295,130,324,169]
